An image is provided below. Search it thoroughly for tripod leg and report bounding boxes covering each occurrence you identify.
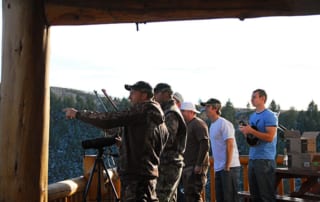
[96,159,102,202]
[83,158,99,202]
[101,159,120,201]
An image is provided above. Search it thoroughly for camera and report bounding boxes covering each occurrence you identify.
[82,136,116,149]
[239,120,247,126]
[239,120,259,146]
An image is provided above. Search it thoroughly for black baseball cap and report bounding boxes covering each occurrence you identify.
[200,98,221,106]
[124,81,153,97]
[154,83,173,94]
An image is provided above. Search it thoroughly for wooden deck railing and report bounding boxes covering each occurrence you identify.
[48,155,292,202]
[48,155,121,202]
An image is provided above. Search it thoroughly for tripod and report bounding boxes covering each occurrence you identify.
[83,147,120,202]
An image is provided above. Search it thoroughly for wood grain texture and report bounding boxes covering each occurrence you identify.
[45,0,320,25]
[0,0,50,201]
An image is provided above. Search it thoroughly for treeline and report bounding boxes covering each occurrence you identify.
[49,88,320,183]
[49,87,129,183]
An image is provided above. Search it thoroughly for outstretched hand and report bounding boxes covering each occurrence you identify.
[63,108,78,119]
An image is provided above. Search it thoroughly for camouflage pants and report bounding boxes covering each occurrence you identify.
[120,177,158,202]
[181,166,208,202]
[156,164,182,202]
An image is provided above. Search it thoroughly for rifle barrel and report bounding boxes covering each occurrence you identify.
[94,90,108,112]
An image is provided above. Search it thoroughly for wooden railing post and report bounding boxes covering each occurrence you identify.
[0,1,50,201]
[276,155,285,195]
[209,158,215,201]
[112,173,121,199]
[239,156,249,191]
[289,179,296,193]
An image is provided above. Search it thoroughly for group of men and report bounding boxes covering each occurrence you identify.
[64,81,278,202]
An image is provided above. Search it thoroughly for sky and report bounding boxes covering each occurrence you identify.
[1,5,320,110]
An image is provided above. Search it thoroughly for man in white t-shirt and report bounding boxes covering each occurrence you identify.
[201,98,240,202]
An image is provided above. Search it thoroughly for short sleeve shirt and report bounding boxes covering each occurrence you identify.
[249,109,278,160]
[209,117,240,171]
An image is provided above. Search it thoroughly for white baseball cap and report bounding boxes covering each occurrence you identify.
[180,102,200,113]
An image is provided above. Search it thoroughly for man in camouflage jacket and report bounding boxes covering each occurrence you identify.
[154,83,187,202]
[64,81,169,202]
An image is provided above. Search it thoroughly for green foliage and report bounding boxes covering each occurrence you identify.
[268,99,281,112]
[278,108,299,130]
[221,99,236,125]
[49,87,129,183]
[246,102,251,109]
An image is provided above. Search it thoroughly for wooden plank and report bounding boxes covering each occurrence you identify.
[45,0,320,25]
[238,191,317,202]
[240,155,250,191]
[277,155,285,195]
[209,157,215,202]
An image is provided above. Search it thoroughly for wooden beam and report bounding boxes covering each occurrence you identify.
[0,0,50,201]
[45,0,320,25]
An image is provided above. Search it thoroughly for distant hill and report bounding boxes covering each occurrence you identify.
[49,86,120,183]
[51,86,90,98]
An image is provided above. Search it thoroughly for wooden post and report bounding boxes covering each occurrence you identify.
[289,178,295,193]
[209,158,215,201]
[239,156,249,191]
[112,172,121,199]
[276,155,285,194]
[0,1,50,201]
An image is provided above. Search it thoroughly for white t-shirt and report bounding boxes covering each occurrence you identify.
[209,117,240,171]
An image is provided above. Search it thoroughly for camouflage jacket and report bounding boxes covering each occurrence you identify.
[160,99,187,166]
[76,100,169,179]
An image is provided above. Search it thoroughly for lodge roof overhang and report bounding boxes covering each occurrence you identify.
[45,0,320,26]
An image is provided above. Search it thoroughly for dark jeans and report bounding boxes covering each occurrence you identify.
[215,167,240,202]
[248,159,276,202]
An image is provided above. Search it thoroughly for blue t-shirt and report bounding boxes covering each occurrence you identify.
[249,109,278,160]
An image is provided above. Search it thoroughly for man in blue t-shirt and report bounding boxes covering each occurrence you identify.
[239,89,278,202]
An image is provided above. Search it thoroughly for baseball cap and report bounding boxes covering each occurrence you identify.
[173,92,184,103]
[180,102,200,113]
[200,98,221,106]
[124,81,153,97]
[154,83,173,94]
